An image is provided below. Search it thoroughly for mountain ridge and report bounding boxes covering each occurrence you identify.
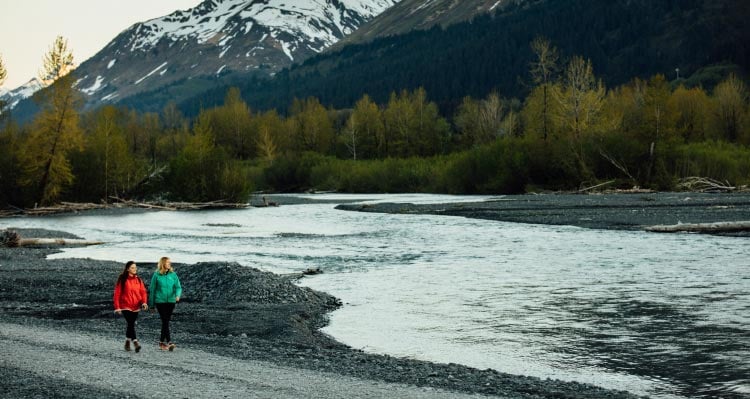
[7,0,400,119]
[169,0,749,117]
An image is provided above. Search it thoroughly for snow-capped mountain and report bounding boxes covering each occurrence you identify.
[73,0,400,108]
[0,78,42,111]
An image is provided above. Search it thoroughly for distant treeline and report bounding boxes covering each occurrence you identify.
[1,40,749,207]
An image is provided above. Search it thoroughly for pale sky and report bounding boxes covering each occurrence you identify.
[0,0,202,89]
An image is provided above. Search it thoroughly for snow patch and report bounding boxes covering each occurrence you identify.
[107,59,117,69]
[135,62,168,85]
[102,92,120,102]
[219,45,231,58]
[81,76,106,95]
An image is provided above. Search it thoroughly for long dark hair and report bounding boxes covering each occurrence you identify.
[116,261,137,290]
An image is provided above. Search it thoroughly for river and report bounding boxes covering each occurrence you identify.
[3,194,749,398]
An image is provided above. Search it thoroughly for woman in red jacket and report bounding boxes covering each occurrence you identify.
[113,261,148,352]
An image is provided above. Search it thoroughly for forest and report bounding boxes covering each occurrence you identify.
[0,36,749,208]
[125,0,749,120]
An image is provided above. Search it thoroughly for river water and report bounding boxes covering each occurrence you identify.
[4,194,749,398]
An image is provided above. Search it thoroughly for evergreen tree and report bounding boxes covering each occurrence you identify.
[19,36,83,205]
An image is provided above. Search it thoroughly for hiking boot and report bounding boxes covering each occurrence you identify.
[158,342,169,351]
[168,342,176,351]
[133,340,141,353]
[124,340,131,351]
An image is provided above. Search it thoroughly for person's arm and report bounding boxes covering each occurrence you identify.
[139,279,149,310]
[113,282,122,313]
[174,274,182,302]
[148,274,156,308]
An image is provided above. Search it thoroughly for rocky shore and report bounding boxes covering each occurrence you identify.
[0,228,641,398]
[335,192,750,233]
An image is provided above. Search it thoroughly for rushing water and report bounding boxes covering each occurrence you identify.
[3,194,749,399]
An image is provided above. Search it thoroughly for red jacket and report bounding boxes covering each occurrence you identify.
[113,275,148,312]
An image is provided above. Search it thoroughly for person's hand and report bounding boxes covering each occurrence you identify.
[142,303,149,311]
[114,310,121,314]
[175,296,180,302]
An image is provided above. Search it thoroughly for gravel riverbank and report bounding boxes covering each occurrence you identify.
[334,192,750,233]
[0,228,641,398]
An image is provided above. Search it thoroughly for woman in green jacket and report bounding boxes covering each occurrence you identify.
[149,256,182,351]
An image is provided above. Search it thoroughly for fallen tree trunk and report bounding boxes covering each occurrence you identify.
[2,230,104,247]
[645,221,750,233]
[17,238,105,246]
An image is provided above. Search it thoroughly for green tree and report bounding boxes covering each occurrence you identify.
[156,101,189,162]
[73,106,135,202]
[289,97,334,154]
[642,74,676,184]
[254,110,285,158]
[668,85,711,142]
[529,37,559,141]
[140,112,161,164]
[455,93,506,148]
[554,56,605,140]
[711,74,748,142]
[383,88,449,157]
[553,56,605,178]
[38,36,74,86]
[168,112,250,202]
[0,123,22,206]
[344,94,383,159]
[213,87,254,158]
[19,36,83,205]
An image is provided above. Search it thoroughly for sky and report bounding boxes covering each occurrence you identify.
[0,0,202,90]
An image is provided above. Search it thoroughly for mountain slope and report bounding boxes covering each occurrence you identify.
[332,0,525,48]
[171,0,749,116]
[70,0,399,109]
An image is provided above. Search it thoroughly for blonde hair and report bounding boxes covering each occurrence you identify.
[157,257,172,275]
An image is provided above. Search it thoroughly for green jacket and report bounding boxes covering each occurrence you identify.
[148,271,182,307]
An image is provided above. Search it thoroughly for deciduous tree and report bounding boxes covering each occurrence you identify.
[529,37,559,141]
[711,74,748,142]
[344,95,383,159]
[553,56,605,179]
[289,97,334,154]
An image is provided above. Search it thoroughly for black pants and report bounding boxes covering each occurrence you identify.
[122,310,139,340]
[156,303,176,343]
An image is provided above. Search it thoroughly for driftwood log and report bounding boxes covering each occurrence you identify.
[1,230,104,247]
[0,199,249,218]
[677,177,736,193]
[645,221,750,233]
